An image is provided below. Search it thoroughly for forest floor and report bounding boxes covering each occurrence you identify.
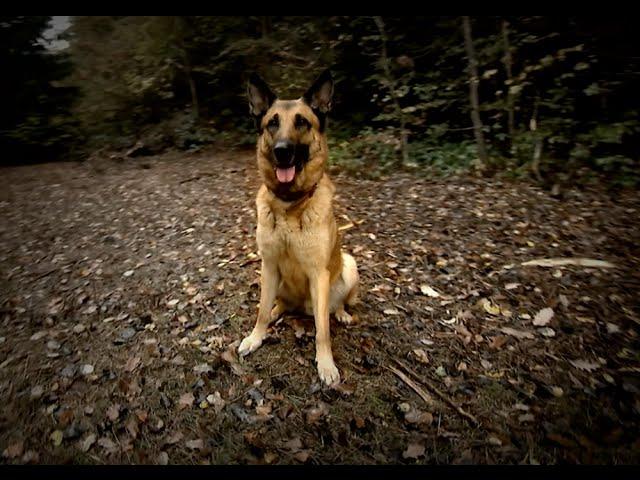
[1,147,639,465]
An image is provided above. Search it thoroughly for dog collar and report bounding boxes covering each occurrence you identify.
[273,181,318,204]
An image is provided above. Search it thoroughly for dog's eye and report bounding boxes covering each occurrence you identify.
[295,114,310,129]
[267,115,279,129]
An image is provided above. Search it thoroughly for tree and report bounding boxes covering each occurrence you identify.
[462,16,489,168]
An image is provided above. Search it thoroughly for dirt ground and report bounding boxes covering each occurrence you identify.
[1,148,639,465]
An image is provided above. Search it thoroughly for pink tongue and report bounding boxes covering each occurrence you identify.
[276,166,296,183]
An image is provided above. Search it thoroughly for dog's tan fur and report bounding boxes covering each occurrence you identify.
[238,71,359,385]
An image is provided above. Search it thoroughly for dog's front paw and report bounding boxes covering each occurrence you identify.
[317,356,340,386]
[335,308,353,325]
[238,332,264,357]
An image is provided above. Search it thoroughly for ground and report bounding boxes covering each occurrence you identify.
[1,148,639,465]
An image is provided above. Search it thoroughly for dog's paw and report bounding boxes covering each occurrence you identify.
[238,333,264,357]
[335,308,353,325]
[317,357,340,386]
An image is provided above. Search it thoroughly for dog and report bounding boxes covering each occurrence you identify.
[238,69,359,386]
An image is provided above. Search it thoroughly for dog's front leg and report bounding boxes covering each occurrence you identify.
[310,268,340,386]
[238,259,279,357]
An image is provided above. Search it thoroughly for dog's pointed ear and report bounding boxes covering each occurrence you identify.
[247,73,276,118]
[303,69,334,113]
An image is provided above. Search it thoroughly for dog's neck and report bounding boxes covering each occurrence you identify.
[270,179,319,204]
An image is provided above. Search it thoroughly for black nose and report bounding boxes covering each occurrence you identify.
[274,141,295,166]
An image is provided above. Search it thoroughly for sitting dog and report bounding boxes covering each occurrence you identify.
[238,69,359,386]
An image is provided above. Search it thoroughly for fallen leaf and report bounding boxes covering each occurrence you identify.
[412,348,430,364]
[487,436,502,446]
[164,431,184,445]
[522,258,615,268]
[2,440,24,459]
[500,327,535,340]
[106,404,120,422]
[538,327,556,337]
[533,307,554,326]
[420,285,440,297]
[402,441,425,459]
[383,308,400,316]
[305,402,329,424]
[481,299,501,316]
[97,437,117,452]
[126,417,139,439]
[124,356,141,372]
[293,450,311,462]
[186,439,204,450]
[206,392,226,413]
[518,413,535,423]
[404,409,433,425]
[489,335,508,350]
[79,434,96,452]
[284,437,303,451]
[50,430,63,446]
[178,392,195,410]
[167,299,180,307]
[193,363,212,374]
[570,359,600,372]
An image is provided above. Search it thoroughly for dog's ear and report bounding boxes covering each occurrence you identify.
[303,69,334,114]
[247,73,276,128]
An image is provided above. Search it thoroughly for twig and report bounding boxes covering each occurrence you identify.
[389,358,482,429]
[384,365,434,406]
[179,172,216,184]
[33,268,58,281]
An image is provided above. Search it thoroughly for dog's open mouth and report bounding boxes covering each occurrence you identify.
[275,166,296,183]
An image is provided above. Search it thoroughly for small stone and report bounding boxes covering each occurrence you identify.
[123,270,134,277]
[435,366,447,377]
[47,340,61,350]
[80,364,94,376]
[488,436,502,446]
[73,324,86,334]
[30,385,44,400]
[157,451,169,465]
[61,364,77,378]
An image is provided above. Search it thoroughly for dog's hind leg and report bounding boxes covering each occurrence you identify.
[332,252,359,324]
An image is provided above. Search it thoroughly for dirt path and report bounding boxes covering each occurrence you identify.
[1,148,639,464]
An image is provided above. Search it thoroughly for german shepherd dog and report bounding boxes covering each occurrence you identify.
[238,69,359,386]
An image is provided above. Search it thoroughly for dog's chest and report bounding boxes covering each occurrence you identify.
[256,202,323,261]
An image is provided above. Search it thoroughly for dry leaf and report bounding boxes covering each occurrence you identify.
[533,307,554,326]
[2,440,24,459]
[404,409,433,425]
[420,285,440,297]
[522,258,615,268]
[383,308,400,316]
[178,392,195,410]
[481,299,501,316]
[412,348,430,364]
[489,335,508,350]
[284,437,303,451]
[294,450,311,462]
[500,327,535,340]
[186,439,204,450]
[97,437,117,452]
[79,433,96,452]
[569,359,600,372]
[164,431,184,445]
[305,402,329,424]
[402,441,425,459]
[106,404,120,421]
[124,356,141,372]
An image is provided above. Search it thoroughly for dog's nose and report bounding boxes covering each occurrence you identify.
[274,141,295,165]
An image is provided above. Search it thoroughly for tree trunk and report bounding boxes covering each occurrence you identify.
[501,19,515,150]
[462,16,488,168]
[183,55,199,120]
[373,16,409,167]
[529,97,543,182]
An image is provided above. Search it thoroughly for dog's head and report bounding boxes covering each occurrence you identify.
[247,69,334,200]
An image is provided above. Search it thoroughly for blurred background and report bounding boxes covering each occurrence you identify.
[2,16,639,187]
